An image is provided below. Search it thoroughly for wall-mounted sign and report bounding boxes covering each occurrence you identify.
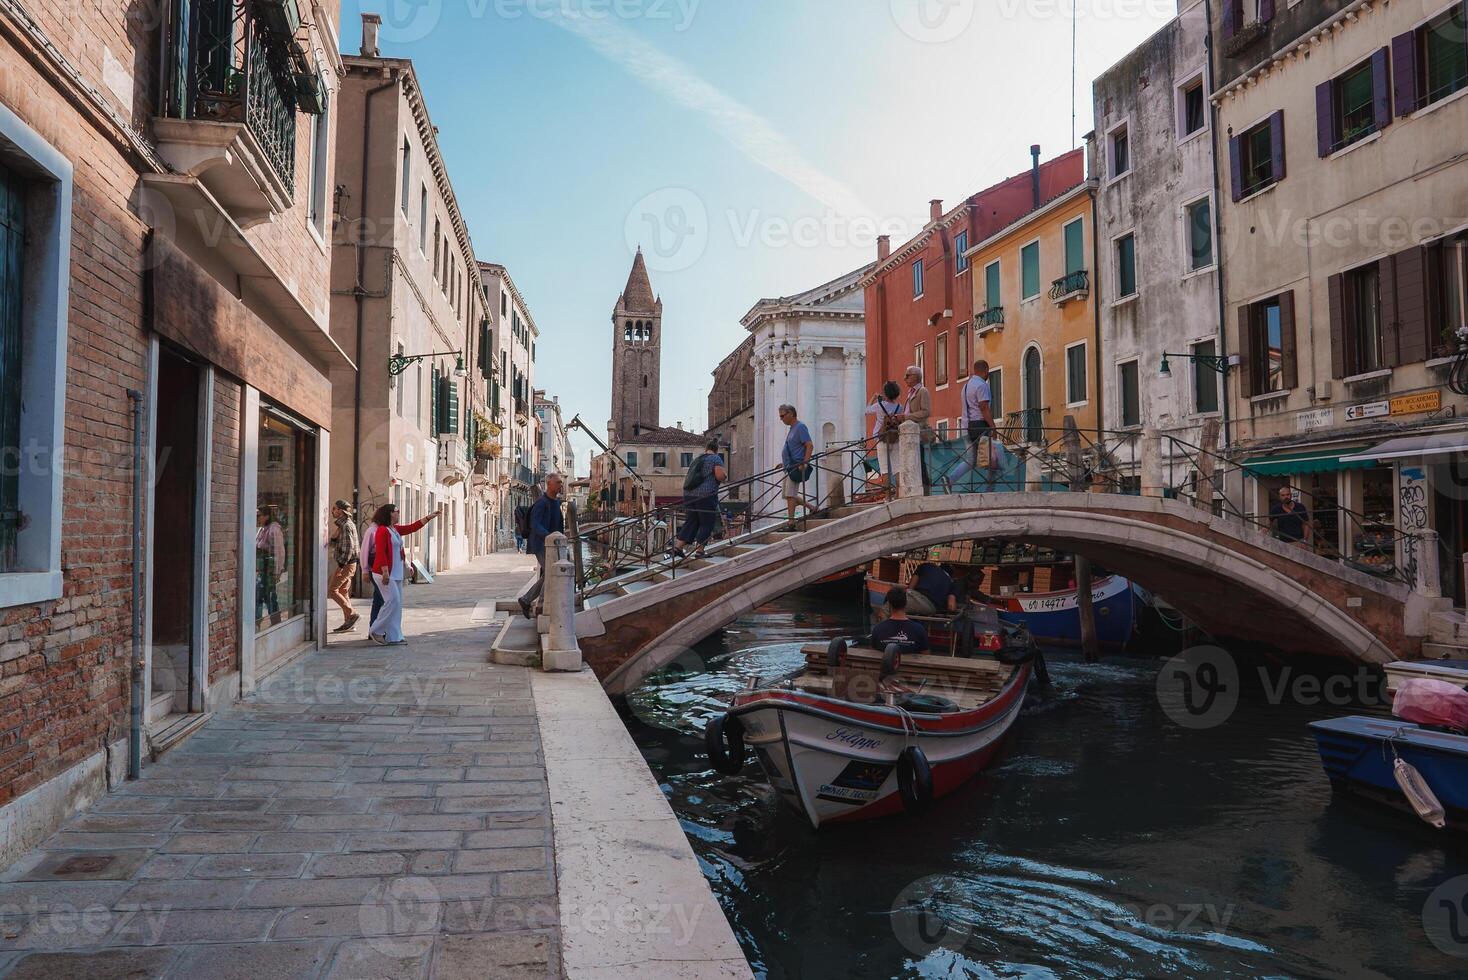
[1346,401,1389,421]
[1297,408,1335,432]
[1390,390,1441,417]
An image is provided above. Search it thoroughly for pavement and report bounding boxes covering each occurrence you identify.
[0,553,559,979]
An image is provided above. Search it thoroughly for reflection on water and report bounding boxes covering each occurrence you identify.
[625,595,1468,979]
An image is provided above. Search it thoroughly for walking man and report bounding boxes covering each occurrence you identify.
[328,499,360,633]
[1269,486,1313,548]
[946,359,998,492]
[520,473,566,619]
[670,439,727,559]
[778,405,814,520]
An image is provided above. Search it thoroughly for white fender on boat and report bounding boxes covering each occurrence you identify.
[1393,757,1447,829]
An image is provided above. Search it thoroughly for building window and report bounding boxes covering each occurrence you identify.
[1063,217,1085,276]
[913,342,925,379]
[984,260,1001,311]
[400,137,411,213]
[1186,198,1213,271]
[1065,342,1087,405]
[1434,233,1468,343]
[1115,234,1137,297]
[935,331,949,387]
[652,452,668,469]
[912,259,924,298]
[255,407,316,630]
[1231,112,1285,200]
[1021,242,1040,300]
[936,420,949,441]
[680,452,694,468]
[1118,361,1140,428]
[988,368,1004,418]
[1179,76,1206,137]
[307,94,330,236]
[1319,52,1388,155]
[955,230,970,274]
[418,185,428,252]
[1395,6,1468,113]
[625,451,638,468]
[957,325,970,379]
[1109,124,1130,178]
[1192,340,1220,414]
[1344,262,1384,374]
[432,220,441,280]
[1021,347,1043,443]
[1242,292,1297,395]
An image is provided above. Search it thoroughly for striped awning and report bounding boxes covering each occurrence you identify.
[1241,446,1376,477]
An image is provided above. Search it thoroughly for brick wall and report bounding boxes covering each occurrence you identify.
[209,377,242,684]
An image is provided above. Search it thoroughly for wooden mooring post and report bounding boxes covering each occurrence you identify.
[1063,416,1100,662]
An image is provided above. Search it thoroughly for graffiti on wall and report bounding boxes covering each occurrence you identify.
[1399,467,1429,589]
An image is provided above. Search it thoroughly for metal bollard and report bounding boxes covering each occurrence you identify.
[541,533,583,672]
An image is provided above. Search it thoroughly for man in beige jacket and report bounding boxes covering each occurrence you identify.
[897,365,933,491]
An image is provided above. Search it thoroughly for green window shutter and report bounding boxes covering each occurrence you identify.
[430,367,439,433]
[1064,219,1085,275]
[985,262,1001,309]
[439,376,459,435]
[1021,242,1040,298]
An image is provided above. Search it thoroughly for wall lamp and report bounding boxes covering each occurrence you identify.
[1159,352,1236,378]
[389,351,465,377]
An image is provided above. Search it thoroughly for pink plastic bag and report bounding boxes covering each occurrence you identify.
[1393,678,1468,731]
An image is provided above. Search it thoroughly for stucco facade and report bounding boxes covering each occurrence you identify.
[478,262,540,551]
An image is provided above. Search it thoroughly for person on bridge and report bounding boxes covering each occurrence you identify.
[944,359,999,493]
[1269,485,1314,548]
[864,381,903,487]
[519,473,566,619]
[905,562,958,616]
[779,404,814,520]
[367,503,441,645]
[870,587,930,654]
[669,439,726,560]
[896,365,934,491]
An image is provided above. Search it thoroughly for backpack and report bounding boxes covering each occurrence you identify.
[683,454,709,492]
[878,403,900,445]
[514,504,532,538]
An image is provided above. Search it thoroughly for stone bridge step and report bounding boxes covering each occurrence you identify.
[1422,641,1468,661]
[1428,611,1468,644]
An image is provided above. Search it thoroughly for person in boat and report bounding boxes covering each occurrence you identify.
[905,562,958,616]
[870,587,930,654]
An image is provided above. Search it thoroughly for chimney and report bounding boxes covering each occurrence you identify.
[877,235,891,262]
[361,13,382,57]
[929,199,943,224]
[1030,145,1042,209]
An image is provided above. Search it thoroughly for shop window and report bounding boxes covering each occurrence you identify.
[255,408,316,631]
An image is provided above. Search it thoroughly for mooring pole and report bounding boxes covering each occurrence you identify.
[1064,416,1100,663]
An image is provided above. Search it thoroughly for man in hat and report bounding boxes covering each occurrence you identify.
[328,498,360,632]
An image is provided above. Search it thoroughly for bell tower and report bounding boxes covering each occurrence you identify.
[610,248,662,442]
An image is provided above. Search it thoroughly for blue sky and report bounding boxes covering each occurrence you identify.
[344,0,1177,473]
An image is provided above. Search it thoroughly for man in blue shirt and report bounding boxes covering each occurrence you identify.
[945,358,998,492]
[519,474,565,618]
[870,587,930,654]
[779,404,814,520]
[670,439,727,559]
[906,562,957,616]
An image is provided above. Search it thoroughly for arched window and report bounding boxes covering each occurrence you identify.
[1022,346,1043,444]
[624,322,633,342]
[642,375,649,388]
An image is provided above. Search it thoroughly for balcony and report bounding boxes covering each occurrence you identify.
[436,436,469,486]
[1049,270,1090,306]
[512,464,535,488]
[154,0,320,226]
[975,306,1005,331]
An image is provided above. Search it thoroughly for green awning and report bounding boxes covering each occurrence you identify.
[1241,446,1375,477]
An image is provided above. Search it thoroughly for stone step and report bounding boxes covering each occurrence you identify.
[1427,611,1468,644]
[490,615,540,667]
[1421,641,1468,662]
[149,712,213,759]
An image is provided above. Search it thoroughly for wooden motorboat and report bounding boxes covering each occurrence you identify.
[704,627,1039,829]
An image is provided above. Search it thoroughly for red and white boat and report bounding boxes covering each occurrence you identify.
[704,634,1036,828]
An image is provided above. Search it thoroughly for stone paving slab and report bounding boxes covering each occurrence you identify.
[0,554,559,980]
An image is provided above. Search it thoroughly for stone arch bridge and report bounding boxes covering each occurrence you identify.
[570,493,1436,697]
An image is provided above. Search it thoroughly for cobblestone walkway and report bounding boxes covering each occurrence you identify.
[0,554,557,979]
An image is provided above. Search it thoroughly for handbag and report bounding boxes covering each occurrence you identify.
[785,463,813,485]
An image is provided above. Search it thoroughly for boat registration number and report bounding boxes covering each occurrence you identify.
[816,761,894,806]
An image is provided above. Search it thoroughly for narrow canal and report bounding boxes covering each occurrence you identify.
[624,593,1468,979]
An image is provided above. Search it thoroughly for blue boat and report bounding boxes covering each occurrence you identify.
[1310,716,1468,827]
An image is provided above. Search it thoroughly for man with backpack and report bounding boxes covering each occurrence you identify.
[945,358,998,492]
[519,474,566,618]
[668,439,726,560]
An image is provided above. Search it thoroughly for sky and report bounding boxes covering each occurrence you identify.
[343,0,1179,474]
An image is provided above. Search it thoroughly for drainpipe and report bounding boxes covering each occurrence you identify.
[127,387,144,780]
[1203,0,1233,451]
[1089,181,1105,445]
[352,66,401,519]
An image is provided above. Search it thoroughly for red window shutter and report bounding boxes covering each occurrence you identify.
[1259,0,1275,22]
[1236,305,1255,398]
[1279,290,1298,389]
[1372,47,1393,131]
[1328,273,1347,378]
[1269,111,1287,182]
[1229,134,1244,202]
[1392,31,1419,117]
[1315,81,1335,157]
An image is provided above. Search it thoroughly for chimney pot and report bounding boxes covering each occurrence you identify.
[361,13,382,57]
[929,199,943,223]
[1029,144,1042,210]
[877,235,891,261]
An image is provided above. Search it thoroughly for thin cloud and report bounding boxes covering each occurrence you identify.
[545,13,871,217]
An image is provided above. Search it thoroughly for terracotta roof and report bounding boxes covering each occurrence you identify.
[620,425,707,447]
[618,248,658,312]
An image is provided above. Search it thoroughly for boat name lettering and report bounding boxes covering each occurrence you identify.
[826,727,883,751]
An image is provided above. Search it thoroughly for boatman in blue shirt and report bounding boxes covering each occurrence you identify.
[778,404,814,520]
[870,587,930,654]
[945,358,998,492]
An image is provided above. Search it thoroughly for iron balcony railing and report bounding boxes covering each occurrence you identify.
[513,463,535,487]
[1049,269,1089,301]
[975,307,1005,329]
[164,0,304,196]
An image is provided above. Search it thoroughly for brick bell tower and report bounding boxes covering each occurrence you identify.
[610,247,662,442]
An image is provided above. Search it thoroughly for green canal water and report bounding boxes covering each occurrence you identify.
[624,594,1468,979]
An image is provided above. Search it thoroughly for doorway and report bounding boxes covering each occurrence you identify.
[1022,347,1043,444]
[1435,459,1468,606]
[150,348,203,719]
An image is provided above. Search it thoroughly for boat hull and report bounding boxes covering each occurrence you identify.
[731,664,1029,828]
[866,575,1137,648]
[1310,716,1468,827]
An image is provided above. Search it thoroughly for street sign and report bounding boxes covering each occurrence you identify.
[1296,407,1335,432]
[1346,401,1389,421]
[1390,390,1441,416]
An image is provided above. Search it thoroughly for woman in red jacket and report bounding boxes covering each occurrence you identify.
[366,503,440,645]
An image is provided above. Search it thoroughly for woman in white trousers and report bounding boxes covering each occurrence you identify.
[365,502,439,645]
